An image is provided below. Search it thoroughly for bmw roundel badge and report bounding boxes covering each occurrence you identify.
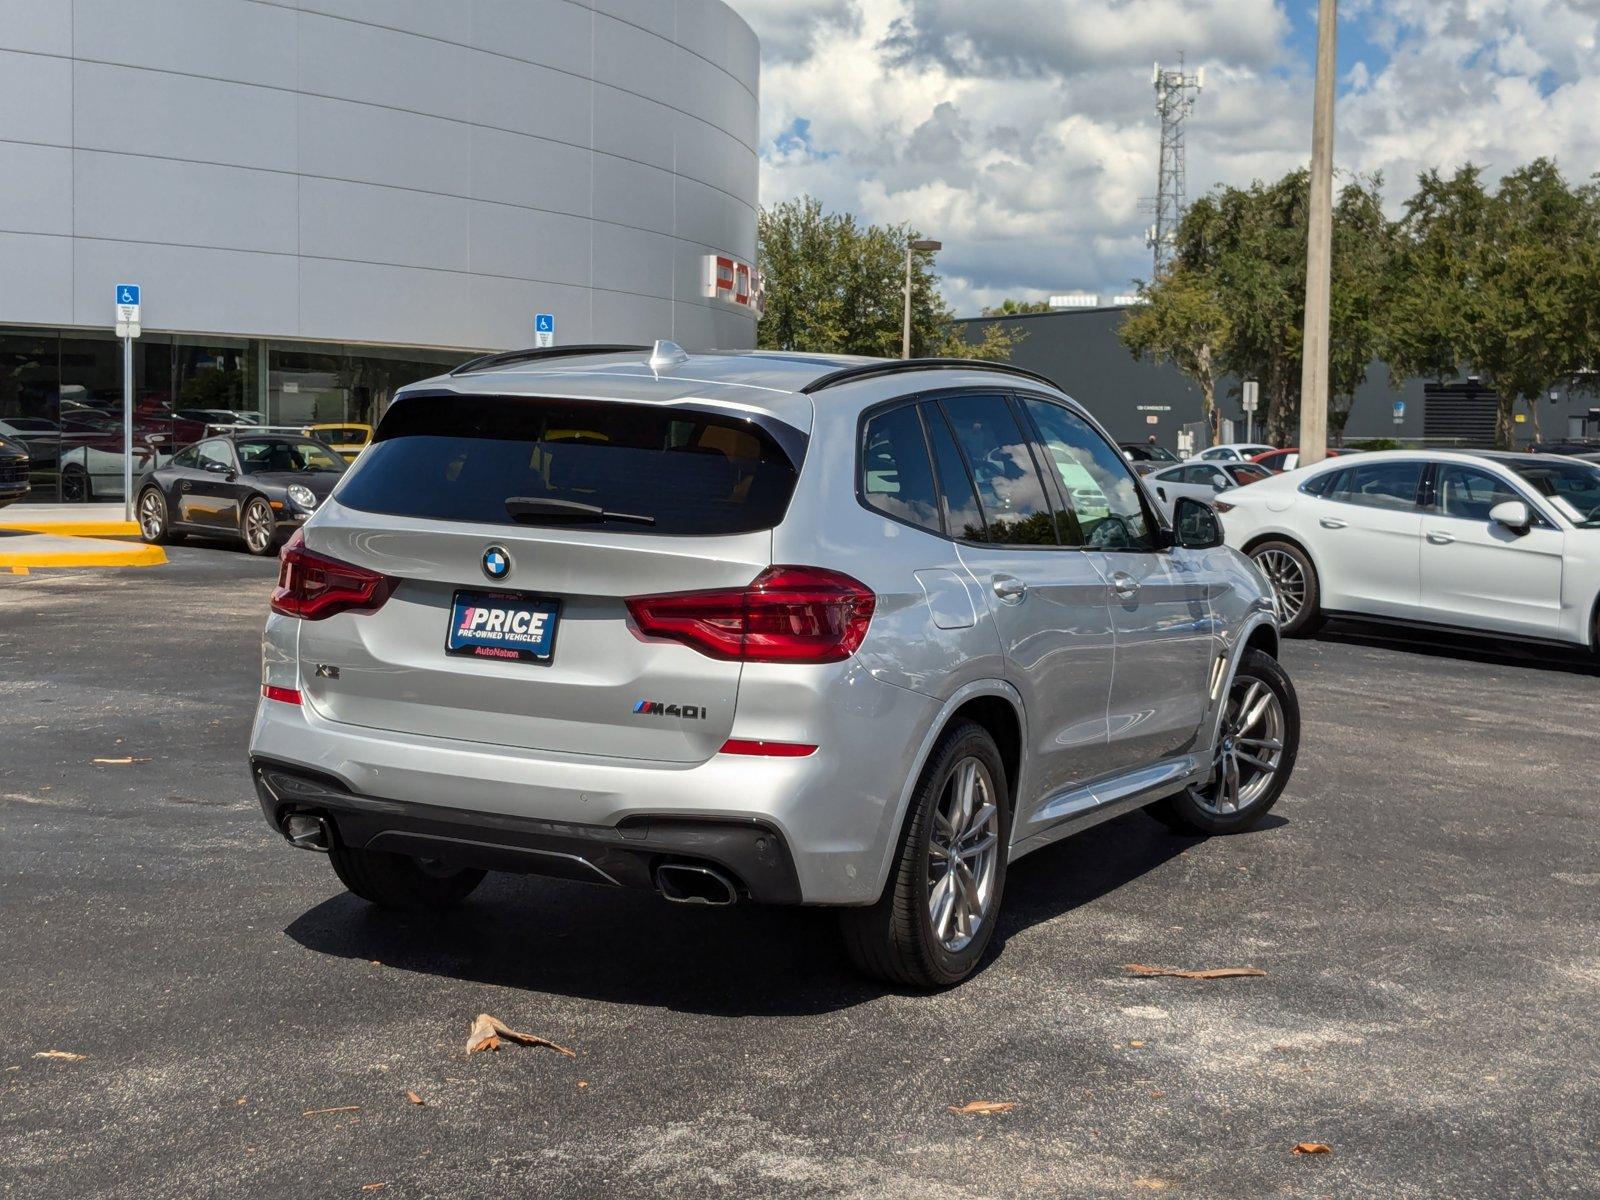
[481,545,512,581]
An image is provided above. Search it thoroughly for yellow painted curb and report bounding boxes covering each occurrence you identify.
[0,543,166,570]
[0,519,142,538]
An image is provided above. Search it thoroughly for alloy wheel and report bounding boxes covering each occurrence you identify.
[138,490,165,540]
[244,501,273,552]
[1254,548,1306,625]
[928,756,1001,953]
[1194,675,1286,816]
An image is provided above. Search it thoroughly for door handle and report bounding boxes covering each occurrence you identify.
[1109,571,1140,599]
[1426,531,1455,545]
[1156,487,1167,501]
[992,575,1027,604]
[1319,517,1347,529]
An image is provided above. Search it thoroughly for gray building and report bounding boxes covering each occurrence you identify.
[958,307,1600,451]
[0,0,761,501]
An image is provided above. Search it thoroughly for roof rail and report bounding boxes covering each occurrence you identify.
[799,357,1062,395]
[450,344,651,376]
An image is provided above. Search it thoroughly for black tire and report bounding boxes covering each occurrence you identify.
[1249,539,1324,636]
[241,495,277,556]
[1148,648,1300,836]
[329,843,485,911]
[840,720,1011,989]
[61,464,91,503]
[136,486,184,544]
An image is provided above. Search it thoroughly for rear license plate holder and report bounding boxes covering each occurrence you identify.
[446,589,561,665]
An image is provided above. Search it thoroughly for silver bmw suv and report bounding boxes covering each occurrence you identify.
[250,344,1297,987]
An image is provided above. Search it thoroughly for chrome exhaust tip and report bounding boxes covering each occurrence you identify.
[656,862,737,906]
[282,812,331,852]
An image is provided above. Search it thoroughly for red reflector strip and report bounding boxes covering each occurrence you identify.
[262,685,302,705]
[718,739,816,758]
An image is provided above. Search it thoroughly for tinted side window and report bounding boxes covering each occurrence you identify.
[939,394,1058,546]
[1437,465,1519,521]
[1021,397,1156,550]
[1302,466,1343,496]
[171,446,199,468]
[859,405,942,535]
[196,439,232,470]
[923,404,987,541]
[1328,460,1423,510]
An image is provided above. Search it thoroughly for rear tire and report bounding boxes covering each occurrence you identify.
[1148,649,1299,835]
[61,463,91,503]
[329,844,485,911]
[241,496,276,556]
[1249,540,1323,636]
[840,720,1010,989]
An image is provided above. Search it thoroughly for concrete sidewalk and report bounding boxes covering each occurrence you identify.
[0,528,164,574]
[0,502,139,539]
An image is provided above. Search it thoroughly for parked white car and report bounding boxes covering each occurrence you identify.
[1215,450,1600,647]
[1146,460,1271,521]
[1195,442,1274,464]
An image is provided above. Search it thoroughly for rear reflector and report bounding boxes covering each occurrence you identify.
[627,565,875,664]
[719,739,817,757]
[262,685,302,705]
[270,529,396,621]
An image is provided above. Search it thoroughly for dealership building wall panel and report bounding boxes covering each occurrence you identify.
[0,0,761,352]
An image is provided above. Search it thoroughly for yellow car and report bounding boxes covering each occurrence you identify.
[304,423,373,463]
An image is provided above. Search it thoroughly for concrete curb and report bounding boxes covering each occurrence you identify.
[0,536,166,574]
[0,518,142,539]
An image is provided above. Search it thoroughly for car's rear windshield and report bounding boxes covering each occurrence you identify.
[336,393,804,536]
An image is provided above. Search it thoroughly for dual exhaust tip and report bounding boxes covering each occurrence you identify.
[655,862,738,906]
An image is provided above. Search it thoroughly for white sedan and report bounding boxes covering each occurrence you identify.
[1214,450,1600,647]
[1145,460,1271,520]
[1195,442,1275,464]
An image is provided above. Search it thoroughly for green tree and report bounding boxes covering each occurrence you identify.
[1117,267,1230,441]
[1386,159,1600,448]
[758,195,1020,361]
[982,298,1052,316]
[1159,170,1392,444]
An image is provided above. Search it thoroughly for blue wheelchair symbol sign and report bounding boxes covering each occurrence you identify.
[535,313,555,334]
[116,284,141,306]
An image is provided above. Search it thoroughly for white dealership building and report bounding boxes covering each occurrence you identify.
[0,0,761,501]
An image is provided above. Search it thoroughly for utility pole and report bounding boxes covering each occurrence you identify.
[1141,55,1204,278]
[902,238,941,358]
[1298,0,1337,465]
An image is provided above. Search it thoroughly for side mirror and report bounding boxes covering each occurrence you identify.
[1172,496,1223,549]
[1489,500,1530,532]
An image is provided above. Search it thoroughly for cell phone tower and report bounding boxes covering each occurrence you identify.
[1141,55,1204,278]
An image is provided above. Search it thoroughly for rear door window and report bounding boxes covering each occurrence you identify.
[937,393,1060,546]
[1328,460,1424,510]
[337,395,803,535]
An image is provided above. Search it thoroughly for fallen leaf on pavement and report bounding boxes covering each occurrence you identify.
[1125,964,1267,980]
[947,1100,1015,1115]
[1292,1142,1332,1156]
[302,1106,360,1117]
[91,757,151,765]
[33,1050,86,1061]
[361,1185,386,1193]
[1133,1180,1170,1191]
[406,1091,424,1106]
[465,1013,576,1058]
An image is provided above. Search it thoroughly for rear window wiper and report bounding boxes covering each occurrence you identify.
[504,496,656,526]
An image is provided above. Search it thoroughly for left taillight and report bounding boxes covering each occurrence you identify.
[626,565,876,664]
[270,530,396,621]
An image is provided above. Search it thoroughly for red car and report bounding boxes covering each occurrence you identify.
[1251,447,1355,473]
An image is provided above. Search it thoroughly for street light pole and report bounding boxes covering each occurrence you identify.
[1298,0,1337,466]
[903,238,942,359]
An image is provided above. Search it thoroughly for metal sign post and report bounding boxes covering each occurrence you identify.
[114,284,142,521]
[1241,380,1259,444]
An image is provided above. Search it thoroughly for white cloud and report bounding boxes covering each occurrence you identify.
[730,0,1600,314]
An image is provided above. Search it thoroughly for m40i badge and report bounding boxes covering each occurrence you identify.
[633,700,708,720]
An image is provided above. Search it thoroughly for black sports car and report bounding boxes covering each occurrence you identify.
[0,433,30,509]
[135,433,346,554]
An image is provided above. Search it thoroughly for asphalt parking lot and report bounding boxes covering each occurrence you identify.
[3,547,1597,1199]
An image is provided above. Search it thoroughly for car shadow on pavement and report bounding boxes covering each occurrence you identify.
[1313,618,1597,675]
[283,811,1215,1016]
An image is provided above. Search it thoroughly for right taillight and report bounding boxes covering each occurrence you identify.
[270,530,396,620]
[626,565,876,664]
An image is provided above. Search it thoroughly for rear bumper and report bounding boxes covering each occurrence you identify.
[252,757,802,903]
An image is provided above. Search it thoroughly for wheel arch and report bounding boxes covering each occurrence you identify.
[865,680,1026,903]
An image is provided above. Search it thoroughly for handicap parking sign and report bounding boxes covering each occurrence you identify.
[534,312,555,348]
